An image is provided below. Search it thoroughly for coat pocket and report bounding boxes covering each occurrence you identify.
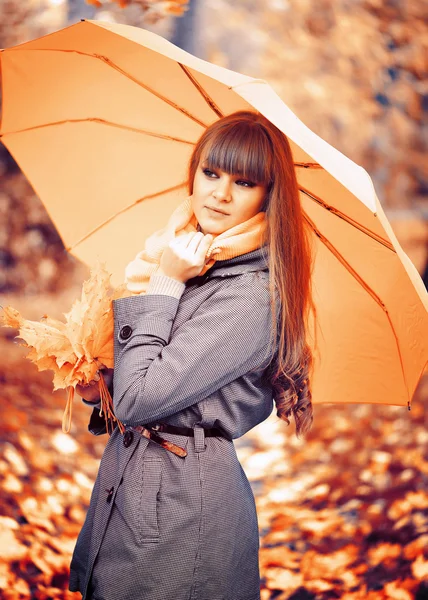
[138,458,162,543]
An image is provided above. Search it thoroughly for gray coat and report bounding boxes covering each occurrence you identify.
[69,247,277,600]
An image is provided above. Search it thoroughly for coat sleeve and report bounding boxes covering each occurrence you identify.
[112,273,273,427]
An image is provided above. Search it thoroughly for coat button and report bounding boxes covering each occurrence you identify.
[123,430,134,447]
[106,486,114,503]
[120,325,133,340]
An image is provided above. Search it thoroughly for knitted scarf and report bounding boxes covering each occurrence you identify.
[124,196,268,294]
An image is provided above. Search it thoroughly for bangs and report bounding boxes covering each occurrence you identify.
[201,121,274,186]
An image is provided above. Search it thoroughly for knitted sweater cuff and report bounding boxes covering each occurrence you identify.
[144,273,186,299]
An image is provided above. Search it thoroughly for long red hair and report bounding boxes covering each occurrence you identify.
[187,111,315,438]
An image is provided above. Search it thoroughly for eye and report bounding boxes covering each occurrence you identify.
[236,179,256,188]
[202,168,217,178]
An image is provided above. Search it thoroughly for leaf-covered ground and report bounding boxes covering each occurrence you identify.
[0,301,427,599]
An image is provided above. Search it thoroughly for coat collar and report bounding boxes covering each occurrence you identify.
[186,247,269,287]
[191,245,269,284]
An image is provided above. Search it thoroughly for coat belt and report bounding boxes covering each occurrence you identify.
[144,422,224,437]
[128,422,226,459]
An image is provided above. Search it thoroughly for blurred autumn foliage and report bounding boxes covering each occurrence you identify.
[85,0,189,17]
[0,0,427,598]
[1,318,427,599]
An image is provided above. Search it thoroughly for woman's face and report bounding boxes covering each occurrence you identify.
[191,156,268,236]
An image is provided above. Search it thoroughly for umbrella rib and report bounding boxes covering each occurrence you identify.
[7,48,210,130]
[300,187,395,251]
[0,118,195,145]
[97,54,210,129]
[295,162,324,169]
[178,64,225,118]
[304,212,410,407]
[66,183,187,252]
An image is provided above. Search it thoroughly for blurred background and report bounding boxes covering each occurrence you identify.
[0,1,427,598]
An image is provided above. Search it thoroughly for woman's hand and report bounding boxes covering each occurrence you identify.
[76,368,114,403]
[158,231,214,283]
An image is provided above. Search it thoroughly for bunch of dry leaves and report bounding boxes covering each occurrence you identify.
[0,264,128,434]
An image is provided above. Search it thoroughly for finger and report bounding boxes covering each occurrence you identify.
[186,231,205,253]
[170,232,188,245]
[77,379,96,389]
[195,234,214,260]
[171,232,194,248]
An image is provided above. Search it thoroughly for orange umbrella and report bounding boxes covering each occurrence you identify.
[0,19,427,409]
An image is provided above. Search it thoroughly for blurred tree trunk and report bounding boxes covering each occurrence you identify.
[169,0,205,59]
[0,145,19,175]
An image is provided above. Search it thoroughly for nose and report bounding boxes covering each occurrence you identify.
[212,176,232,202]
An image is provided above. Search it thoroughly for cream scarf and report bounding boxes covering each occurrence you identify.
[124,196,267,294]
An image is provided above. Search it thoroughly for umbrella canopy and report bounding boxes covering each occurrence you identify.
[1,19,427,408]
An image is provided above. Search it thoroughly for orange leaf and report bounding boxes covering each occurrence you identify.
[0,261,121,432]
[384,581,413,600]
[0,306,23,329]
[412,554,428,579]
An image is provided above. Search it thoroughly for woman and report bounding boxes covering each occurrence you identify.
[69,110,315,600]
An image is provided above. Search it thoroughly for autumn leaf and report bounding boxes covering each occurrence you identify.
[0,262,124,432]
[0,306,23,329]
[412,554,428,579]
[0,262,115,390]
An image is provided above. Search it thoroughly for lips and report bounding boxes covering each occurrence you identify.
[205,206,229,215]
